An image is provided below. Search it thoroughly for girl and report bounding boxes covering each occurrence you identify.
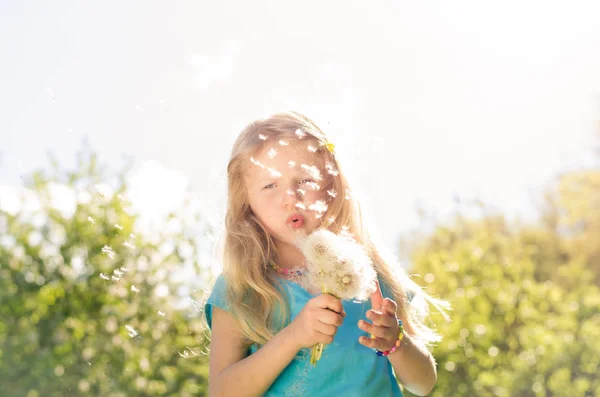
[204,111,450,396]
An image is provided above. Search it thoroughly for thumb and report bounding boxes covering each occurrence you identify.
[370,279,384,311]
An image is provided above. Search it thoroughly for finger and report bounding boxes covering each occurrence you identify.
[358,335,388,350]
[316,294,346,316]
[358,320,387,339]
[318,309,344,327]
[366,310,394,328]
[315,321,338,337]
[382,298,397,317]
[370,279,384,311]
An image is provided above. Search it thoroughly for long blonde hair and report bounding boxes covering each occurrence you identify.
[219,111,450,348]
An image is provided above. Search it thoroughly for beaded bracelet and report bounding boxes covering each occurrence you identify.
[375,319,404,357]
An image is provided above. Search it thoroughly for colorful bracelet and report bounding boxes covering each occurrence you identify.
[375,319,404,357]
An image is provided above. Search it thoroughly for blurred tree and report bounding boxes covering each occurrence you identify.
[402,168,600,396]
[0,148,212,396]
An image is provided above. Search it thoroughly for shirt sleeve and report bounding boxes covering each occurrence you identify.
[204,273,231,330]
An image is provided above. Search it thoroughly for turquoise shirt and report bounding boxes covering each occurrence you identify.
[205,274,404,397]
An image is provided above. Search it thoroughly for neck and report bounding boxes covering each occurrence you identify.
[273,240,306,269]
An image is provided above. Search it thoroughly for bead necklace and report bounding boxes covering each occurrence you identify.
[269,261,307,277]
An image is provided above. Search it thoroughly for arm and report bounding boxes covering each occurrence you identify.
[208,294,346,397]
[387,334,437,396]
[208,307,301,397]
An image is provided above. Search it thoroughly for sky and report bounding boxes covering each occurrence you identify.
[1,1,599,255]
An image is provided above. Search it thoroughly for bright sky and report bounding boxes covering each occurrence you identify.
[1,1,599,254]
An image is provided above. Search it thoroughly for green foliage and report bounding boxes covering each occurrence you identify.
[404,167,600,396]
[0,150,211,396]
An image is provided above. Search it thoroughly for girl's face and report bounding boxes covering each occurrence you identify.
[245,140,329,247]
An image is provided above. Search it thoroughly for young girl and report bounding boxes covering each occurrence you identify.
[204,111,450,396]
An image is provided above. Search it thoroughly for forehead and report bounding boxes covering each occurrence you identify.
[245,141,325,181]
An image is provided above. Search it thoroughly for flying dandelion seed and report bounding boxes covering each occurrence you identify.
[87,216,95,224]
[250,157,265,168]
[326,217,335,225]
[125,325,138,338]
[267,148,278,159]
[327,189,337,198]
[309,200,328,215]
[297,188,306,196]
[114,224,123,230]
[113,269,124,277]
[345,192,351,200]
[300,164,323,181]
[120,266,130,272]
[123,241,135,251]
[112,275,121,281]
[278,140,289,146]
[306,182,320,191]
[288,161,296,167]
[286,189,295,196]
[129,233,136,240]
[295,203,306,210]
[158,311,166,316]
[101,245,115,259]
[258,134,267,140]
[295,129,306,139]
[117,194,127,202]
[99,273,110,280]
[307,145,317,153]
[268,168,281,177]
[326,163,339,176]
[131,285,140,293]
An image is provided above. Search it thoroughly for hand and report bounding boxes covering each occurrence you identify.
[288,293,346,350]
[358,279,400,352]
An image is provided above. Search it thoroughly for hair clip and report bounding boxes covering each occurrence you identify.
[324,141,335,154]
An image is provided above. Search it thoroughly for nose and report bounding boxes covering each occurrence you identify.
[281,187,300,210]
